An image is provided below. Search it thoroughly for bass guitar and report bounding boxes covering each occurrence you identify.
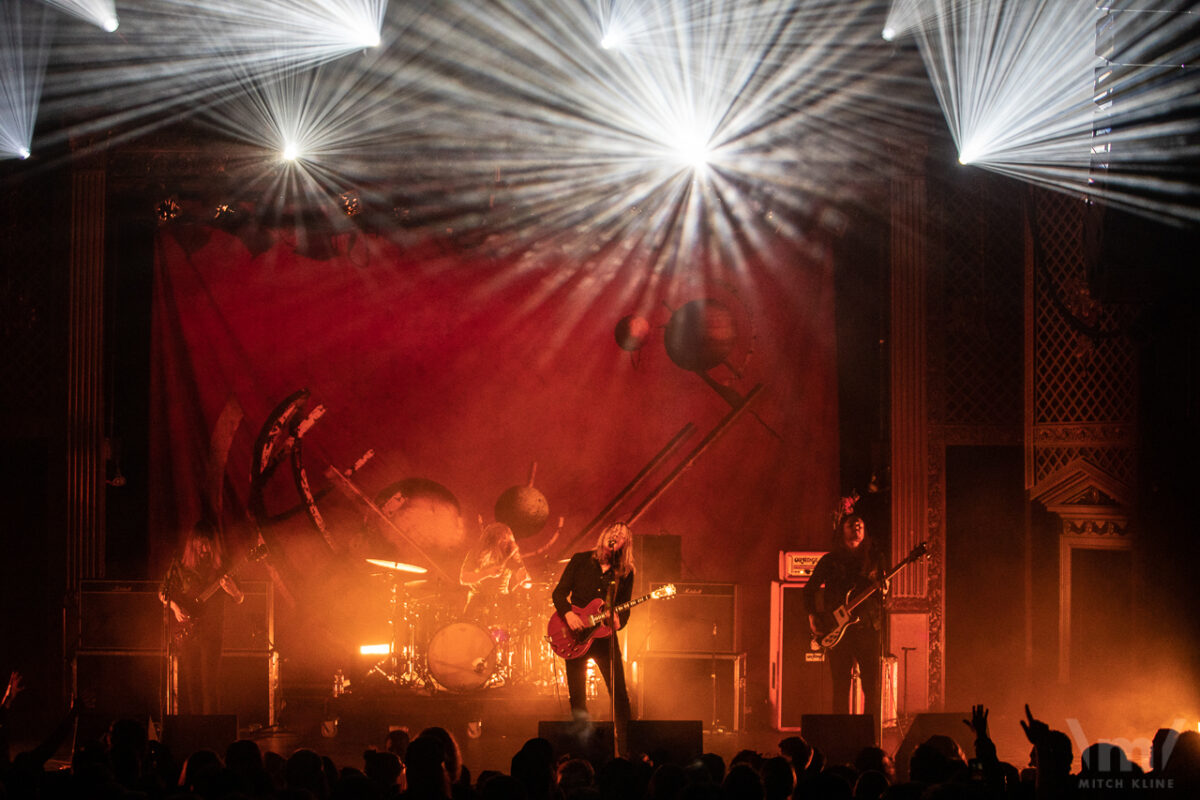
[547,583,676,659]
[809,541,928,652]
[168,544,268,640]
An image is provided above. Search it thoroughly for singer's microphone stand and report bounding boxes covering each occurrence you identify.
[606,578,620,759]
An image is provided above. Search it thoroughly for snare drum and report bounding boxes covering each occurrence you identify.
[426,622,497,692]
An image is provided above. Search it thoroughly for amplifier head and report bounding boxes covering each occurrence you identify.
[778,551,827,583]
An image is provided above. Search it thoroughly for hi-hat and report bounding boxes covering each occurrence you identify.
[365,558,428,574]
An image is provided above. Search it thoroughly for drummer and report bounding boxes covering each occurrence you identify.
[459,521,530,621]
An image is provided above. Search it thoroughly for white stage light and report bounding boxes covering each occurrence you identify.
[282,141,301,161]
[882,26,896,42]
[910,0,1198,221]
[671,131,712,170]
[19,146,31,159]
[41,1,119,33]
[600,26,625,50]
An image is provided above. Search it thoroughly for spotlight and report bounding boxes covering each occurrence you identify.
[600,25,625,50]
[957,142,980,165]
[671,131,712,170]
[359,644,390,655]
[18,147,30,160]
[155,197,181,224]
[282,142,301,162]
[882,26,896,42]
[103,15,119,32]
[340,191,361,217]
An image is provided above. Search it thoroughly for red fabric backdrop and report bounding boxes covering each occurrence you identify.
[149,221,839,701]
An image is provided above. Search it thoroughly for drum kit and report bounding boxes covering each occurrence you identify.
[361,558,560,694]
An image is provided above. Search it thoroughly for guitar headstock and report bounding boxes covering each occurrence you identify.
[908,542,929,562]
[653,584,677,600]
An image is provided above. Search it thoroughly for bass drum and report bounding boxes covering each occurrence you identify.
[427,622,497,692]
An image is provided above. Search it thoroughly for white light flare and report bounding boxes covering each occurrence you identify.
[40,1,119,33]
[666,125,715,172]
[883,0,936,44]
[1,2,50,163]
[911,0,1200,221]
[600,26,625,50]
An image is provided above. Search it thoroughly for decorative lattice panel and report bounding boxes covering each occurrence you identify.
[1034,445,1137,485]
[938,180,1024,429]
[1032,192,1138,426]
[926,175,1022,434]
[1030,189,1138,487]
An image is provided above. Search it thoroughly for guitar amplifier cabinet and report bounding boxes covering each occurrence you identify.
[79,580,273,654]
[635,652,745,731]
[80,580,168,652]
[78,581,277,726]
[645,582,737,653]
[770,581,832,730]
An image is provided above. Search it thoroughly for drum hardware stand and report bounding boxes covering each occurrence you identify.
[366,578,430,689]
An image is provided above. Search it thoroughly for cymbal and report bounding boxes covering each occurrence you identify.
[365,558,428,575]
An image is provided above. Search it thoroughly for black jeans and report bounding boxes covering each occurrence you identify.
[826,622,881,721]
[564,635,631,731]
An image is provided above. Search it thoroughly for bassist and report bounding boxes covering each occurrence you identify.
[804,514,888,720]
[159,520,245,714]
[551,522,635,736]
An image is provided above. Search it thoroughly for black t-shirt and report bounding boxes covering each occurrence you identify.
[802,545,887,628]
[552,551,635,628]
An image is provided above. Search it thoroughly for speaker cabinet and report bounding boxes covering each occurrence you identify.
[632,534,682,595]
[645,583,736,653]
[538,720,614,767]
[75,651,166,718]
[800,714,876,767]
[80,581,167,651]
[894,712,973,781]
[222,582,273,654]
[770,581,832,729]
[162,714,238,759]
[219,653,276,727]
[636,652,745,731]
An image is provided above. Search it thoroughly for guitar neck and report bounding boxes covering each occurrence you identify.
[844,558,912,613]
[195,560,247,604]
[586,591,653,624]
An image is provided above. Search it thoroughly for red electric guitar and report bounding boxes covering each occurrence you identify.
[546,583,676,659]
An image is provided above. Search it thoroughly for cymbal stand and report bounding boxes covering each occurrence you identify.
[367,579,403,684]
[367,579,428,688]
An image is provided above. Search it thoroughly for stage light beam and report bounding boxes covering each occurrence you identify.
[600,25,626,50]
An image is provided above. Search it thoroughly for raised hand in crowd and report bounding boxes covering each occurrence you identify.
[1020,704,1074,799]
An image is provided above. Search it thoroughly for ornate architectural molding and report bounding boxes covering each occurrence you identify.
[1032,422,1135,446]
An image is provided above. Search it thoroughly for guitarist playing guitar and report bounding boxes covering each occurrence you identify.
[550,522,636,742]
[803,513,891,719]
[159,520,247,714]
